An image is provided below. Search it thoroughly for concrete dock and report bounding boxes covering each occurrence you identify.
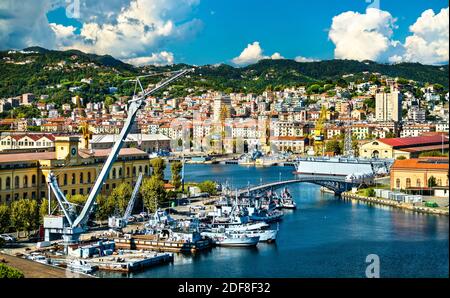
[0,252,91,278]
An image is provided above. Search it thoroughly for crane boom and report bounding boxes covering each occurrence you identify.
[123,173,143,220]
[69,68,193,228]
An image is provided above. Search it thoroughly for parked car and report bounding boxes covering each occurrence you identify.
[0,234,16,243]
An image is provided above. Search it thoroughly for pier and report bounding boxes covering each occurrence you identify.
[89,252,174,273]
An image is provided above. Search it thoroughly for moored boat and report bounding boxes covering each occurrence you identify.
[202,231,259,247]
[67,259,98,274]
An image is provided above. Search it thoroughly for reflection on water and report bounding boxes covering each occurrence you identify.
[97,164,448,278]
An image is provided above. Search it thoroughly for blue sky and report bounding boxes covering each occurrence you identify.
[2,0,448,66]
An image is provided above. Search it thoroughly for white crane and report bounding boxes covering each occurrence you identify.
[44,68,194,244]
[108,172,143,230]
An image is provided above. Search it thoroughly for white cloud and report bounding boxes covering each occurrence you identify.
[125,51,174,66]
[329,7,449,65]
[329,8,400,62]
[0,0,57,49]
[295,56,319,63]
[232,41,284,66]
[270,52,284,60]
[0,0,201,65]
[402,7,449,65]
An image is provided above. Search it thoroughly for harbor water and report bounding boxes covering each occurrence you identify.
[96,164,449,278]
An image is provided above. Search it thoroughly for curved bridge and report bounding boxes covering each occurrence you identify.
[237,175,359,196]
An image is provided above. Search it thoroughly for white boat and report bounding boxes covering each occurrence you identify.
[214,222,269,232]
[249,209,283,223]
[202,231,259,247]
[67,260,97,274]
[240,229,277,242]
[203,224,277,243]
[279,188,297,209]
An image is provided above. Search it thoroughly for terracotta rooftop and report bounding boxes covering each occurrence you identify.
[379,135,449,148]
[392,158,449,170]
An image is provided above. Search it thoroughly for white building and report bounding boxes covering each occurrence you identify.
[375,88,402,122]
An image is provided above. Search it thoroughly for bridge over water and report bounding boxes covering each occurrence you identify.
[236,175,360,196]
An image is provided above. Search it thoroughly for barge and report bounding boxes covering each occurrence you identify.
[114,234,211,253]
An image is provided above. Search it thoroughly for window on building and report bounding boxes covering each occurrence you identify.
[23,175,28,188]
[87,172,91,183]
[119,168,122,178]
[41,175,45,185]
[127,167,130,177]
[416,179,421,188]
[71,189,76,196]
[71,173,76,185]
[112,168,116,179]
[64,174,68,185]
[80,189,84,195]
[406,178,411,188]
[437,179,442,186]
[0,178,2,190]
[139,166,143,173]
[32,175,36,186]
[80,173,84,184]
[15,176,20,188]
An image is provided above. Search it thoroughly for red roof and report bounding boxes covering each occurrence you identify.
[379,135,449,148]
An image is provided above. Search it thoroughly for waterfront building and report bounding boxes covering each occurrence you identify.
[359,135,449,159]
[0,136,151,205]
[390,157,449,191]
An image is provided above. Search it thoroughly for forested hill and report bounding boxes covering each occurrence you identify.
[0,47,448,100]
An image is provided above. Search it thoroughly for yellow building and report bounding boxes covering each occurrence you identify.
[0,136,151,205]
[359,135,449,159]
[390,158,449,190]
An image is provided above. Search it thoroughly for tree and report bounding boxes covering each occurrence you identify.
[95,194,115,221]
[10,199,39,234]
[198,180,217,195]
[109,182,132,215]
[170,161,183,190]
[67,194,88,214]
[141,176,167,213]
[428,176,437,188]
[0,264,24,278]
[364,188,376,197]
[325,139,342,155]
[39,198,57,224]
[150,158,166,180]
[0,205,10,233]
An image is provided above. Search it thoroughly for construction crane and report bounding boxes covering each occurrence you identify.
[44,68,194,245]
[108,173,143,230]
[313,105,327,156]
